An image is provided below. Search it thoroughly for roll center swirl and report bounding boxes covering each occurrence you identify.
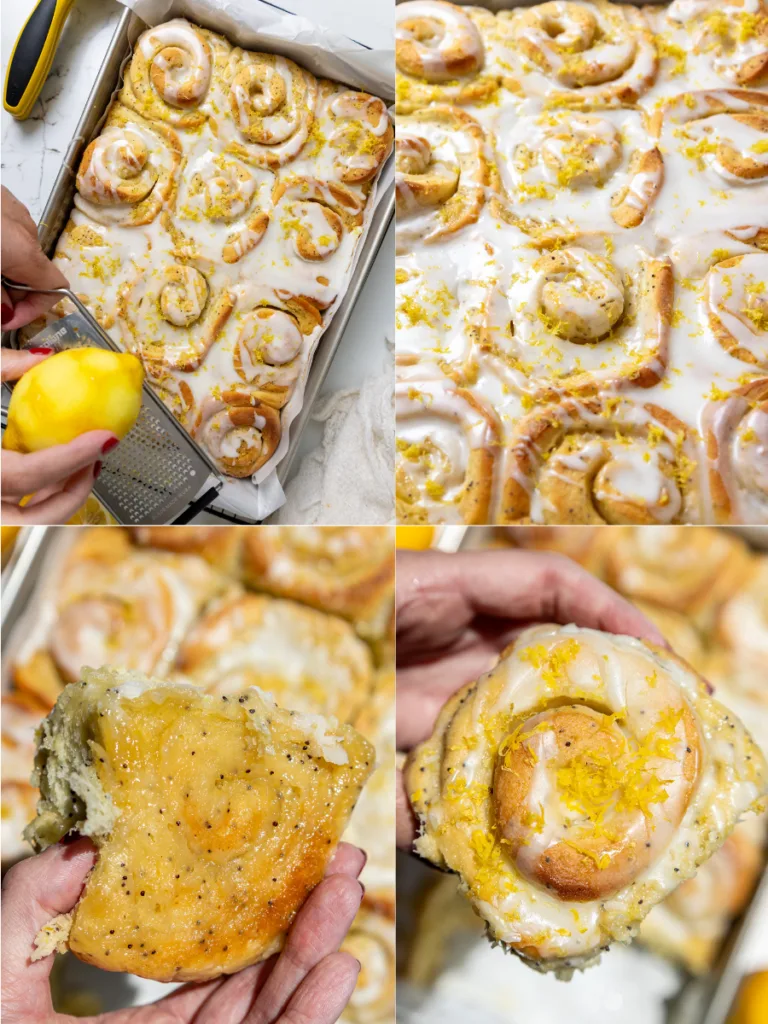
[535,248,625,342]
[159,265,209,327]
[493,700,699,901]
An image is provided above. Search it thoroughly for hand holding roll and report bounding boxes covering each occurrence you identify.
[406,623,766,973]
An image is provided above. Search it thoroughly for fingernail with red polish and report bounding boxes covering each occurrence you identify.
[101,437,119,455]
[1,304,13,325]
[94,461,103,479]
[29,346,54,355]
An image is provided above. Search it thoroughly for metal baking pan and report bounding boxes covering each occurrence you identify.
[450,524,768,1024]
[1,3,394,524]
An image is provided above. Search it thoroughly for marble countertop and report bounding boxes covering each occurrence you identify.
[1,0,394,504]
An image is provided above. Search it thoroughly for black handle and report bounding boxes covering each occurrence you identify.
[172,485,223,524]
[6,0,59,108]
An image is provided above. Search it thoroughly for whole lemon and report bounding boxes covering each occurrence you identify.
[396,526,436,550]
[3,348,144,453]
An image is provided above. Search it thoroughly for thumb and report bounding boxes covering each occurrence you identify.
[1,839,96,1021]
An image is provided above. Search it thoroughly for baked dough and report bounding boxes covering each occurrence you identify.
[130,526,243,572]
[395,0,768,525]
[339,906,396,1024]
[406,623,767,974]
[12,527,227,703]
[1,694,44,865]
[175,592,374,722]
[25,667,374,982]
[638,813,766,973]
[343,671,396,914]
[241,527,395,640]
[603,525,753,625]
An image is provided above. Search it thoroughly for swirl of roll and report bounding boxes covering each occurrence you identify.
[240,526,395,641]
[225,307,305,409]
[396,379,501,525]
[706,253,768,369]
[194,394,282,478]
[74,105,182,227]
[603,525,753,621]
[702,377,768,524]
[339,908,395,1024]
[272,179,342,263]
[324,88,394,185]
[476,242,672,399]
[118,262,235,373]
[176,593,373,723]
[224,51,318,169]
[717,556,768,662]
[500,397,700,525]
[173,149,271,264]
[120,19,214,128]
[659,90,768,187]
[638,815,765,973]
[511,1,658,107]
[396,106,489,248]
[406,623,767,972]
[396,1,495,113]
[666,0,768,87]
[271,176,364,270]
[38,535,226,686]
[502,110,663,229]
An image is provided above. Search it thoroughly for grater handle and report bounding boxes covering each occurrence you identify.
[172,486,223,524]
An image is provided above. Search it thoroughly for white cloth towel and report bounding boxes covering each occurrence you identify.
[274,352,394,524]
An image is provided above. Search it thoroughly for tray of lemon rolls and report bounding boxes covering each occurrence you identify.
[1,524,396,1017]
[394,0,768,527]
[397,524,768,1024]
[2,0,395,523]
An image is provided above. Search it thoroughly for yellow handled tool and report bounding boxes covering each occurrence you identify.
[4,0,75,120]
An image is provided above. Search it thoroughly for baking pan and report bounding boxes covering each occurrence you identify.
[1,3,394,524]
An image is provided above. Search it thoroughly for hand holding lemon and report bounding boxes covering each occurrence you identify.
[1,348,144,525]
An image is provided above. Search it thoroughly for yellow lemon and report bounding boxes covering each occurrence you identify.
[3,348,144,453]
[1,526,21,567]
[67,495,116,525]
[396,526,435,550]
[728,971,768,1024]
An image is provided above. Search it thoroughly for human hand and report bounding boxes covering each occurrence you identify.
[1,837,365,1024]
[1,187,68,331]
[395,549,667,848]
[1,351,118,525]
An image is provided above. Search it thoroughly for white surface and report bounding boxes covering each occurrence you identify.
[0,0,394,507]
[398,938,682,1024]
[275,336,394,523]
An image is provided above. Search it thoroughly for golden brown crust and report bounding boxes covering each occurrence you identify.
[499,397,698,525]
[240,527,395,641]
[129,526,244,571]
[175,592,374,722]
[702,378,768,524]
[29,672,375,983]
[603,525,753,621]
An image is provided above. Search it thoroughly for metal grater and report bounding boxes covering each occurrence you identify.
[1,284,223,524]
